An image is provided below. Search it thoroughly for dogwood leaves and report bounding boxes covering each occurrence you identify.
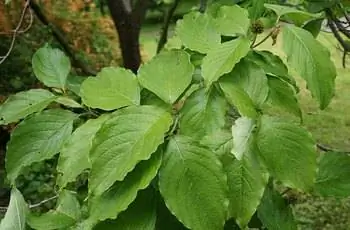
[89,105,172,195]
[214,5,250,36]
[6,109,77,183]
[32,46,71,90]
[282,25,336,109]
[81,67,140,110]
[256,116,317,190]
[202,37,250,87]
[159,136,228,230]
[176,12,221,53]
[138,50,194,104]
[0,89,56,125]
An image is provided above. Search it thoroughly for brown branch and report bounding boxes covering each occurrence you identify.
[327,19,350,68]
[29,0,96,76]
[157,0,181,53]
[107,0,150,73]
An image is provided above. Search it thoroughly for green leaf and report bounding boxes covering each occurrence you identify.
[179,88,228,140]
[56,190,81,220]
[57,115,110,188]
[176,12,221,53]
[264,3,319,25]
[257,187,297,230]
[5,0,11,4]
[219,78,258,118]
[159,135,228,230]
[302,18,323,38]
[267,76,302,118]
[214,5,250,36]
[314,153,350,197]
[231,117,256,160]
[55,96,83,108]
[202,37,251,87]
[248,0,266,20]
[93,188,157,230]
[223,60,269,107]
[0,89,56,125]
[223,146,268,228]
[66,75,85,96]
[141,89,172,111]
[0,188,27,230]
[32,46,71,89]
[256,116,317,190]
[27,190,80,230]
[28,212,75,230]
[282,24,336,109]
[80,67,140,110]
[89,105,172,195]
[6,109,77,182]
[246,50,298,91]
[138,50,194,104]
[200,130,233,158]
[89,150,161,222]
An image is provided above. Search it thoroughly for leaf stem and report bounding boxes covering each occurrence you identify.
[29,195,58,209]
[252,27,278,48]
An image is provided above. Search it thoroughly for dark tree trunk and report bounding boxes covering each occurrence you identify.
[107,0,150,73]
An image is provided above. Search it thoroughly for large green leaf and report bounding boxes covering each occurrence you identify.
[27,190,80,230]
[266,76,301,118]
[89,105,172,195]
[202,37,251,87]
[176,12,221,53]
[282,25,336,109]
[257,187,297,230]
[214,5,250,36]
[179,88,228,140]
[32,46,71,89]
[57,115,110,188]
[159,135,228,230]
[231,117,256,160]
[0,89,56,125]
[223,60,269,107]
[66,75,85,96]
[0,188,27,230]
[80,67,140,110]
[264,3,319,25]
[6,109,77,182]
[314,153,350,197]
[93,188,156,230]
[223,145,268,228]
[89,151,161,222]
[219,79,258,118]
[256,116,317,191]
[138,50,194,104]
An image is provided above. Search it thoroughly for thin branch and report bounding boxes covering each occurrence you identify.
[326,9,350,39]
[317,143,350,154]
[157,0,181,53]
[0,0,31,65]
[28,195,58,209]
[252,27,278,48]
[327,19,350,68]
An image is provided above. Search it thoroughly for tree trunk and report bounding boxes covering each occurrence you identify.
[107,0,149,73]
